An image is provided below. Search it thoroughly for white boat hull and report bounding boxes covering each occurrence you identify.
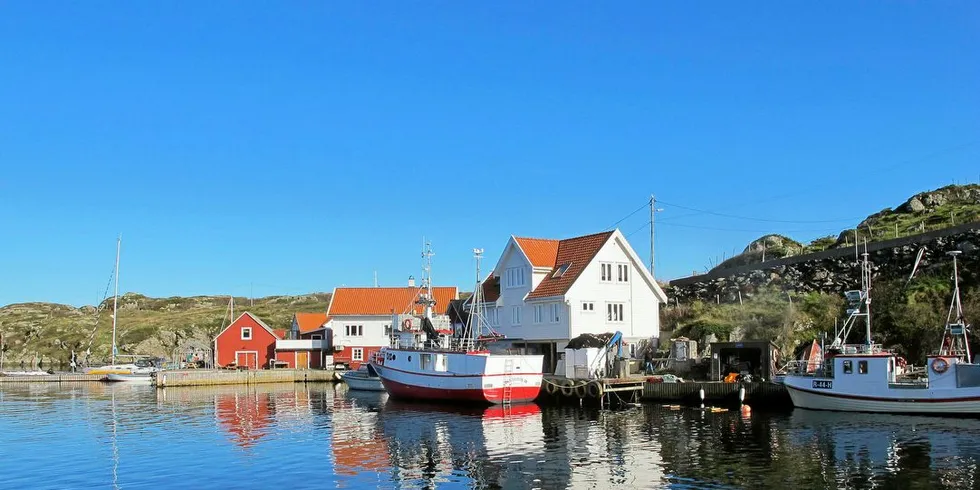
[373,349,544,405]
[342,371,385,391]
[105,373,155,384]
[785,380,980,414]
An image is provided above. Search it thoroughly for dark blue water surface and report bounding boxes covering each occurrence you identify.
[2,382,980,489]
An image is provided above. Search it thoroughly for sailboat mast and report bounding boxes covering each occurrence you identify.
[111,236,121,365]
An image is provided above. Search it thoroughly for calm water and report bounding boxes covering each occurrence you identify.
[1,383,980,489]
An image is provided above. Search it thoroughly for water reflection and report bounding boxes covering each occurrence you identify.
[3,382,980,489]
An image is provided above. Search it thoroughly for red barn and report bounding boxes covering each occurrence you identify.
[214,312,282,369]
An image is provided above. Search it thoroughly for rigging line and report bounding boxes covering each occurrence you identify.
[606,201,650,231]
[657,221,843,234]
[656,199,862,224]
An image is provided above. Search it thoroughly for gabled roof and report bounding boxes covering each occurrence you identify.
[526,231,614,299]
[327,287,459,316]
[214,311,282,340]
[294,312,329,333]
[513,237,560,268]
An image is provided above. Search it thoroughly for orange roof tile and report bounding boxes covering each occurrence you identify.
[294,312,329,333]
[527,231,614,299]
[328,287,458,316]
[513,237,560,268]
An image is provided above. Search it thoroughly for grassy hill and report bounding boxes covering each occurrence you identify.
[712,184,980,272]
[0,292,331,367]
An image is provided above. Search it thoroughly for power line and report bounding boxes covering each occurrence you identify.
[606,201,649,231]
[656,199,862,224]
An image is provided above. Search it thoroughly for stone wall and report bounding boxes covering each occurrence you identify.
[667,223,980,304]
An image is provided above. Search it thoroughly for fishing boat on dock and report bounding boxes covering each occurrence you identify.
[783,250,980,414]
[370,244,544,405]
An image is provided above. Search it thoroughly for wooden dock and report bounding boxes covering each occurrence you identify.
[541,375,646,406]
[156,368,337,388]
[642,381,790,407]
[0,373,107,383]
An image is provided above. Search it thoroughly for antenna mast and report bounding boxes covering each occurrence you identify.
[420,239,436,320]
[940,251,971,362]
[472,248,485,343]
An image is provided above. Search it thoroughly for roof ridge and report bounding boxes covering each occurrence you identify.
[516,230,615,244]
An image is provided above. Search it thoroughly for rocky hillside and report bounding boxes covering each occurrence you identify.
[712,184,980,272]
[0,293,331,367]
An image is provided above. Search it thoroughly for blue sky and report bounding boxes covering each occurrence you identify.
[1,2,978,306]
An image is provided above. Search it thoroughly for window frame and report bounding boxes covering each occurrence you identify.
[843,360,853,374]
[582,302,595,312]
[533,304,544,324]
[606,303,625,322]
[241,327,252,340]
[858,360,868,375]
[617,263,629,283]
[550,303,561,323]
[600,263,613,282]
[352,348,364,361]
[512,306,522,325]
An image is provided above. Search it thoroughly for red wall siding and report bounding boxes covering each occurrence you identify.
[275,351,296,369]
[333,346,381,369]
[274,350,325,369]
[215,314,278,369]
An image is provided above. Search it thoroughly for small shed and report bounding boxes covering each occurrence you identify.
[214,312,282,369]
[709,340,780,382]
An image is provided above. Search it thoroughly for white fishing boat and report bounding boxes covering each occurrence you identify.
[784,250,980,414]
[342,362,385,392]
[370,244,544,405]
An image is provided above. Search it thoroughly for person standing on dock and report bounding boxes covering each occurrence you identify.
[643,348,654,374]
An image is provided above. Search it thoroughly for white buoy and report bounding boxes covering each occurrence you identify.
[739,386,745,405]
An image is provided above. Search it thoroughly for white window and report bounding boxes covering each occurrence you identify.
[512,306,522,325]
[488,307,499,326]
[550,303,561,323]
[552,263,572,278]
[345,325,363,336]
[600,263,613,282]
[352,348,364,361]
[505,267,526,288]
[607,303,625,322]
[617,264,629,283]
[533,305,544,324]
[241,327,252,340]
[582,302,595,312]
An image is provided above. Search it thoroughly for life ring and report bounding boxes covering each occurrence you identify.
[560,381,575,397]
[402,318,413,330]
[586,382,603,398]
[932,357,949,374]
[575,383,587,398]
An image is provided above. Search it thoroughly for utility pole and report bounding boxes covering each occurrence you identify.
[649,195,663,278]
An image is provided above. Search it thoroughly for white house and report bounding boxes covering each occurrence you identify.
[326,281,458,368]
[473,229,667,371]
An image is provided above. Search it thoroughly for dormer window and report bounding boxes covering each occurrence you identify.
[552,263,572,278]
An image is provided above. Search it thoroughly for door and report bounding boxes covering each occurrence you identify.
[297,351,309,369]
[236,352,258,370]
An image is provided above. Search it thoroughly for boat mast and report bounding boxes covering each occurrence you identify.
[111,236,121,365]
[420,239,435,321]
[940,251,970,362]
[472,248,485,344]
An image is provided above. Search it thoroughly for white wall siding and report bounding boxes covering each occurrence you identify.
[566,236,660,342]
[330,315,392,349]
[496,245,534,339]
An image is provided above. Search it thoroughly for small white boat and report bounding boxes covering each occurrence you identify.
[106,373,155,384]
[342,364,385,391]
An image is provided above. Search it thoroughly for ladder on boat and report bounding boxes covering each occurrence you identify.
[502,359,514,405]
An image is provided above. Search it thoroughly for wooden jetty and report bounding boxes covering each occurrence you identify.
[643,380,790,407]
[541,375,646,407]
[0,373,106,383]
[156,368,337,388]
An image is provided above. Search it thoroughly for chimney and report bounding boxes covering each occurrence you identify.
[408,275,415,287]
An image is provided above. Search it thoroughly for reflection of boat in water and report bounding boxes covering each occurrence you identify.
[377,398,546,487]
[787,409,980,486]
[342,363,385,391]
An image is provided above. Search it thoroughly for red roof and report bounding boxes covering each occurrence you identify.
[328,287,458,316]
[294,312,329,333]
[273,329,288,339]
[480,276,500,302]
[513,237,560,268]
[526,231,614,299]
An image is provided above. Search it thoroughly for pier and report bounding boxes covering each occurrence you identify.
[0,373,106,383]
[642,381,790,407]
[156,368,337,388]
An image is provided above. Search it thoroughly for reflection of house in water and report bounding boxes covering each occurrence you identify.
[215,391,275,449]
[330,390,390,476]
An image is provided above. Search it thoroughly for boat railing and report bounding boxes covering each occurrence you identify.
[778,359,834,378]
[834,343,896,355]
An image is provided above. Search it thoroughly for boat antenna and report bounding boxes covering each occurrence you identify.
[111,235,121,365]
[471,248,485,343]
[940,251,971,362]
[419,239,436,320]
[833,251,873,352]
